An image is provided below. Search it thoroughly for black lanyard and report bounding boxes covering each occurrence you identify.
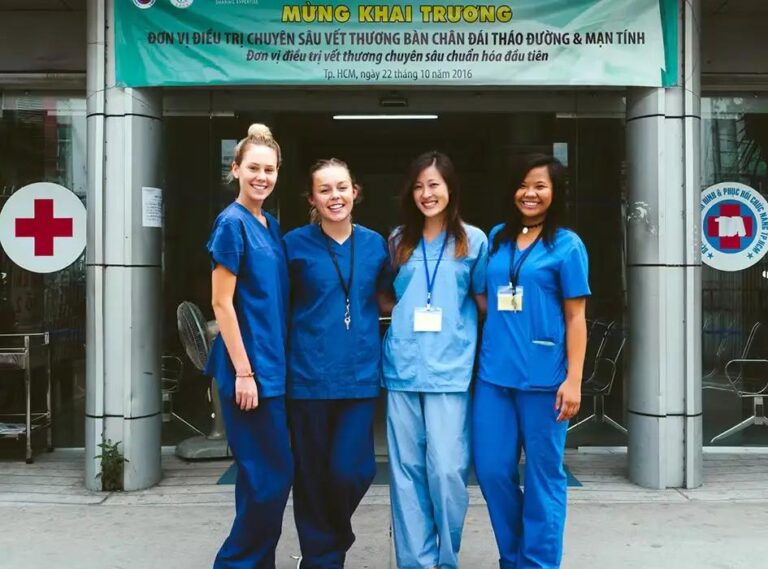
[321,225,355,330]
[421,235,448,308]
[508,235,540,289]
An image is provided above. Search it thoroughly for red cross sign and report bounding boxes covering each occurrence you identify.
[0,182,86,273]
[15,199,75,256]
[706,203,754,250]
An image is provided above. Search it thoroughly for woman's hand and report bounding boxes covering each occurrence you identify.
[235,376,259,411]
[212,265,258,412]
[555,377,581,422]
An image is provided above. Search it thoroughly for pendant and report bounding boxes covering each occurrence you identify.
[522,226,529,235]
[344,298,351,331]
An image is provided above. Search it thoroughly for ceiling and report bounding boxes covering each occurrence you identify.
[0,0,84,10]
[704,0,768,15]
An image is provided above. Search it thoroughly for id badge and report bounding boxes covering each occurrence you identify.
[414,306,443,332]
[498,285,523,312]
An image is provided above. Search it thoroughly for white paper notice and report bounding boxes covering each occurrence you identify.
[142,187,163,228]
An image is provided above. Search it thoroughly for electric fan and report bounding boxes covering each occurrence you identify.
[173,301,231,460]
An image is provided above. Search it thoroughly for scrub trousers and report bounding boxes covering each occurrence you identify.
[472,380,569,569]
[214,393,294,569]
[288,398,378,569]
[387,390,471,569]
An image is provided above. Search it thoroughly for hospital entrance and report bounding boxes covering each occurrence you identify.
[160,88,628,465]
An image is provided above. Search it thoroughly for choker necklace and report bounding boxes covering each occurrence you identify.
[521,221,544,235]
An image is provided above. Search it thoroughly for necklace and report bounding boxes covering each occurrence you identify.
[521,221,544,235]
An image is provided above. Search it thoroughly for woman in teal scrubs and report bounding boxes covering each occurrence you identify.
[283,159,392,569]
[382,151,487,569]
[205,124,293,569]
[473,154,590,569]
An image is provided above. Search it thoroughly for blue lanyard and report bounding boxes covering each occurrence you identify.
[421,234,448,308]
[320,225,355,330]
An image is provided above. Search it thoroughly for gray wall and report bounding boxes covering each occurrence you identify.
[703,14,768,76]
[0,10,86,72]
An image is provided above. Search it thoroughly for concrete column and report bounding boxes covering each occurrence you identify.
[86,0,162,491]
[626,0,702,489]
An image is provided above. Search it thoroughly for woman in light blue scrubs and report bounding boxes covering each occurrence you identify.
[205,123,293,569]
[473,154,590,569]
[382,151,487,569]
[284,159,392,569]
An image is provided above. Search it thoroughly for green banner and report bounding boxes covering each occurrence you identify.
[115,0,678,87]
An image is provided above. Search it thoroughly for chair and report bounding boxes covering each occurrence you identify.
[161,354,205,436]
[581,318,607,382]
[702,312,738,382]
[704,322,768,443]
[568,320,627,435]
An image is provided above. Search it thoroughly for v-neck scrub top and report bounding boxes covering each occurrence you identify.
[284,223,392,399]
[382,223,488,392]
[478,225,590,391]
[204,202,289,399]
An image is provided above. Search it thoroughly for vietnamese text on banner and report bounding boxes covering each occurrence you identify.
[115,0,678,88]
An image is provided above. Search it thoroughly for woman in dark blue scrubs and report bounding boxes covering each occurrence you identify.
[473,154,590,569]
[283,159,392,569]
[205,123,293,569]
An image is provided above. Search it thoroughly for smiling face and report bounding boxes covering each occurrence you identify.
[231,144,279,206]
[412,164,450,221]
[514,165,553,224]
[308,165,358,224]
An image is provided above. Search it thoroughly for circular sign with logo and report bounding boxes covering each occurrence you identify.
[701,182,768,272]
[133,0,156,8]
[170,0,193,7]
[0,183,87,274]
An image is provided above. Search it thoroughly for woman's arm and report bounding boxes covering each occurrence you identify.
[211,265,259,411]
[555,296,587,422]
[377,291,395,317]
[474,293,487,319]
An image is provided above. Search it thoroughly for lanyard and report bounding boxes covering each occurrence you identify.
[321,225,355,330]
[421,234,448,308]
[508,235,540,289]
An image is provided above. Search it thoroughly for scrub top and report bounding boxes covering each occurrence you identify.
[284,223,392,399]
[204,202,289,399]
[478,225,590,391]
[382,223,488,392]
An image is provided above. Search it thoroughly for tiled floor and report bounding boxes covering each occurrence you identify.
[2,447,767,506]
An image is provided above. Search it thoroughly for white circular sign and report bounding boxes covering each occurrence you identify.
[0,183,86,274]
[701,182,768,272]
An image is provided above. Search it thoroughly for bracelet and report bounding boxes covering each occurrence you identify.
[235,372,254,378]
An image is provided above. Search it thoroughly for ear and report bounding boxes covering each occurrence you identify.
[352,185,360,201]
[231,161,239,179]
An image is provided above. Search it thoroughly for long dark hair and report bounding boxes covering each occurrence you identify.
[393,151,468,267]
[491,153,567,254]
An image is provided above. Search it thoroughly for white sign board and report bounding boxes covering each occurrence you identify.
[0,182,87,274]
[701,182,768,272]
[142,186,163,228]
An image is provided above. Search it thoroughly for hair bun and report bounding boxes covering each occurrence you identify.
[248,123,273,139]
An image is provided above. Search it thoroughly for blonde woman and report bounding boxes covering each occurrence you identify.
[205,124,293,568]
[283,158,392,568]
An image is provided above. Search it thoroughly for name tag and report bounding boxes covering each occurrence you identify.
[498,285,523,312]
[414,306,443,332]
